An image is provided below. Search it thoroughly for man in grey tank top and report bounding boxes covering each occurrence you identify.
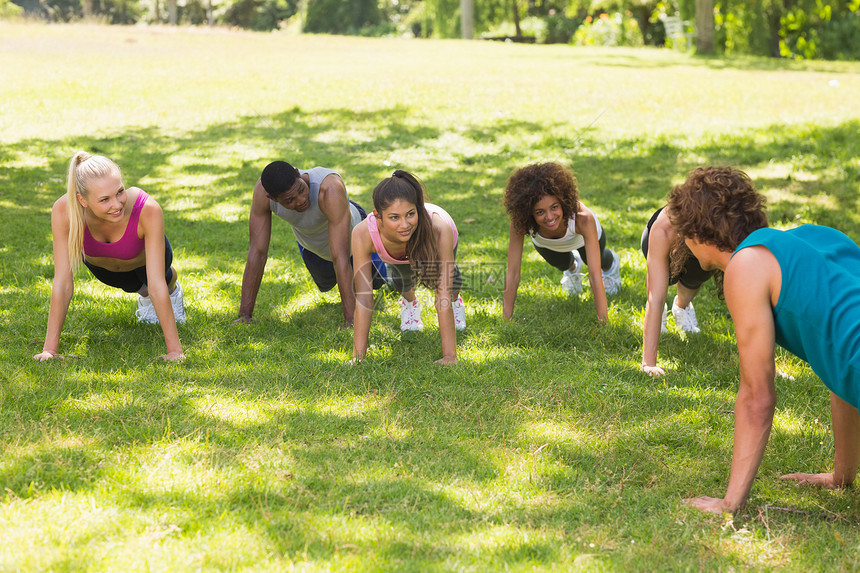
[237,161,384,328]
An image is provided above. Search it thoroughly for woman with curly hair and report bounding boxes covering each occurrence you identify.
[669,166,860,515]
[502,162,620,322]
[351,170,464,364]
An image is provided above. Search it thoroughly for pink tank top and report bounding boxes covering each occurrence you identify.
[367,203,458,264]
[83,190,148,260]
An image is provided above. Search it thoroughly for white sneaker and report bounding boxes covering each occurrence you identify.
[452,294,466,331]
[136,295,158,324]
[602,250,621,295]
[672,296,700,333]
[399,297,423,331]
[170,283,186,325]
[661,303,668,333]
[560,252,583,295]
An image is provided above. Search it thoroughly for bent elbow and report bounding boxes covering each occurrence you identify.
[741,390,777,423]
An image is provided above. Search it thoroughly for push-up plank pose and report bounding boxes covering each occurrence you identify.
[668,166,860,514]
[35,151,185,362]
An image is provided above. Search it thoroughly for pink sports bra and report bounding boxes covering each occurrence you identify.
[83,190,148,260]
[367,203,458,264]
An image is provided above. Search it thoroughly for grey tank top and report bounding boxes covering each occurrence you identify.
[269,167,361,261]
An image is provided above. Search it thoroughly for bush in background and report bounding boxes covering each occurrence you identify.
[304,0,381,34]
[572,11,643,46]
[0,0,24,17]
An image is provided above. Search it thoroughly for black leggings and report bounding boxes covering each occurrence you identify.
[533,228,614,272]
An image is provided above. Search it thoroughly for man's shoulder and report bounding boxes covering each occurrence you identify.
[317,169,345,189]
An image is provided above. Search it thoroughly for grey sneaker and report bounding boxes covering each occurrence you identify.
[672,296,700,333]
[136,295,158,324]
[602,250,621,295]
[170,283,186,325]
[560,251,583,295]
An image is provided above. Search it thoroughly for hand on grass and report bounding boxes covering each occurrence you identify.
[234,314,254,324]
[338,320,353,330]
[683,496,729,514]
[641,364,666,377]
[780,471,842,488]
[33,351,62,361]
[160,352,186,362]
[434,356,457,365]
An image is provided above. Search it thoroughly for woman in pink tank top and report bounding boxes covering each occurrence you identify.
[33,151,185,363]
[351,170,465,364]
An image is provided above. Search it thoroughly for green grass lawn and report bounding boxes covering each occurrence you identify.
[2,21,860,571]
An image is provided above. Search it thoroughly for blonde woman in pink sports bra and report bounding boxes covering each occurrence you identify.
[351,170,465,364]
[33,151,185,362]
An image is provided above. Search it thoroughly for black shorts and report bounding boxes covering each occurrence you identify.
[298,200,387,292]
[83,236,174,293]
[640,208,714,290]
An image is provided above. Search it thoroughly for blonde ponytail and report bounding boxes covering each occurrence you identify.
[65,151,121,271]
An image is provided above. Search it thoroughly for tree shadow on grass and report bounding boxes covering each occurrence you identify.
[3,110,860,568]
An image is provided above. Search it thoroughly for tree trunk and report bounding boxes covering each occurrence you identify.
[513,0,521,37]
[460,0,474,39]
[695,0,715,54]
[168,0,177,25]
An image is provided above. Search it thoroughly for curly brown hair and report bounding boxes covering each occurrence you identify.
[667,166,767,250]
[504,162,580,236]
[667,166,768,282]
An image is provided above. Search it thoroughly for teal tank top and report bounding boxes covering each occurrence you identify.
[734,225,860,407]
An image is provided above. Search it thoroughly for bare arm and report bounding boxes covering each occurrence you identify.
[686,247,779,514]
[781,391,860,488]
[502,221,525,320]
[641,215,673,375]
[317,174,356,327]
[351,221,374,361]
[237,180,273,322]
[434,216,457,364]
[140,197,183,361]
[576,206,608,323]
[35,197,74,361]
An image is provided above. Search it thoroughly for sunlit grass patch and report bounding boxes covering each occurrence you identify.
[2,22,860,571]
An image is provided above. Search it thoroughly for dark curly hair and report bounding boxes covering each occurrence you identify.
[667,166,768,280]
[504,162,580,236]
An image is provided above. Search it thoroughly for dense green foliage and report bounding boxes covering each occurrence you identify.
[0,0,22,17]
[304,0,381,34]
[5,0,858,60]
[714,0,860,59]
[2,23,860,570]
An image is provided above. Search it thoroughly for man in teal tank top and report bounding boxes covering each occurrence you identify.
[666,166,860,515]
